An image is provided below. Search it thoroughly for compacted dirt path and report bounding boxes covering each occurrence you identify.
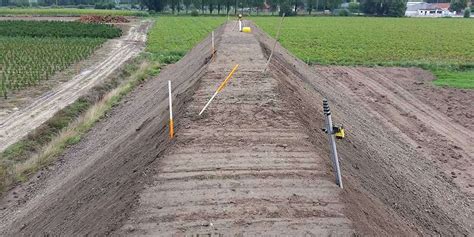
[0,20,152,152]
[118,23,353,235]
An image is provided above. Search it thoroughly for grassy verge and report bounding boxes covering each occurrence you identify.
[147,16,226,63]
[252,17,474,89]
[0,8,148,16]
[0,54,160,192]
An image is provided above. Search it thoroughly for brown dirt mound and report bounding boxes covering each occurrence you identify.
[78,15,129,24]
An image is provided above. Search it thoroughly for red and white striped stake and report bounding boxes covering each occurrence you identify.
[168,80,174,139]
[199,64,239,116]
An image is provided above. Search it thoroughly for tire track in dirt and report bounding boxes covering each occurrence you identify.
[118,22,353,235]
[0,20,153,152]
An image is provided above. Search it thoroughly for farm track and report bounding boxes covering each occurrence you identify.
[0,19,152,152]
[0,20,472,236]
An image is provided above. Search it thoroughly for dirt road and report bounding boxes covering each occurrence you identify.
[118,23,353,235]
[0,20,152,152]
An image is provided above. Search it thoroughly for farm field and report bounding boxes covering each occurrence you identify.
[147,16,226,62]
[0,20,121,97]
[0,8,147,16]
[252,17,474,88]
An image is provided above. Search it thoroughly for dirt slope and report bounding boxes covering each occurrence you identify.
[0,20,152,152]
[317,66,474,195]
[0,20,472,236]
[254,24,473,235]
[0,23,220,236]
[118,22,353,236]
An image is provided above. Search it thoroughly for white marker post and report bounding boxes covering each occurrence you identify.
[199,64,239,116]
[211,31,215,59]
[168,80,174,139]
[211,31,215,54]
[238,14,243,32]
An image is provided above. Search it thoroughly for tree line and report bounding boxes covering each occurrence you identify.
[140,0,409,16]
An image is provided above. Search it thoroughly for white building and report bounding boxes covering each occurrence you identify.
[405,2,455,17]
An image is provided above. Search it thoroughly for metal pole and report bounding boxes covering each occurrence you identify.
[323,99,343,188]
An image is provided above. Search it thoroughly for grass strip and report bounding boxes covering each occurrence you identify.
[0,54,160,192]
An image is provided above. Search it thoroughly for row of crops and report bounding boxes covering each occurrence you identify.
[0,21,122,98]
[0,20,121,38]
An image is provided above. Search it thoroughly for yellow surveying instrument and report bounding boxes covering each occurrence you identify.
[333,126,345,139]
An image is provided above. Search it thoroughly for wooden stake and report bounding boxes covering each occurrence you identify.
[263,13,285,73]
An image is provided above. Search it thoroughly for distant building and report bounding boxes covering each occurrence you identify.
[405,2,455,17]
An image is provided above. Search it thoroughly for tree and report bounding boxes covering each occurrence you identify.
[348,2,360,14]
[464,7,471,17]
[267,0,278,15]
[140,0,165,11]
[183,0,192,13]
[360,0,406,16]
[280,0,293,15]
[387,0,406,16]
[450,0,468,12]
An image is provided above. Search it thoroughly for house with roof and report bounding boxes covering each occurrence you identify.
[405,2,455,17]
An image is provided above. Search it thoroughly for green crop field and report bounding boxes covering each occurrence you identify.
[0,21,121,98]
[0,8,147,16]
[0,20,121,38]
[147,16,226,63]
[252,17,474,88]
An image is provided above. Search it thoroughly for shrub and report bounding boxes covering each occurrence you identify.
[279,1,294,16]
[191,9,199,16]
[339,9,350,16]
[464,7,471,17]
[95,2,115,10]
[348,2,360,13]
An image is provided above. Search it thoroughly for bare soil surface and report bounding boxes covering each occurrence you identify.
[118,23,353,236]
[0,20,472,236]
[0,22,218,236]
[0,19,152,152]
[254,23,473,236]
[317,66,474,195]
